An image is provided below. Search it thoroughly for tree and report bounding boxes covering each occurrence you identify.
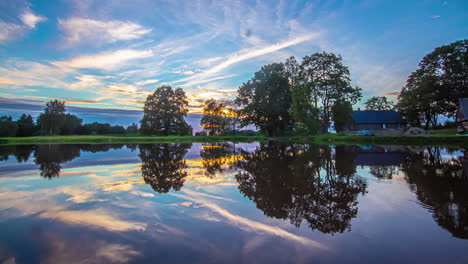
[332,100,353,133]
[16,114,35,137]
[397,40,468,128]
[200,99,230,135]
[364,96,394,110]
[60,114,83,135]
[37,100,66,135]
[299,52,362,133]
[140,86,192,136]
[0,116,18,137]
[127,123,139,134]
[235,63,293,137]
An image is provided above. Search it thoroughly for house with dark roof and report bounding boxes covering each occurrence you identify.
[456,98,468,130]
[349,110,406,131]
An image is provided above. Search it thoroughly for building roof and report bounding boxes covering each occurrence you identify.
[456,98,468,122]
[352,110,405,124]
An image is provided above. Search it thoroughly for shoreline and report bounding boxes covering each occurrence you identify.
[0,134,466,147]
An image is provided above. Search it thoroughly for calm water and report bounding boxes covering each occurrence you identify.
[0,142,467,264]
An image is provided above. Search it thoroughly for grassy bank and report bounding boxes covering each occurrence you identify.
[310,133,467,147]
[0,135,268,145]
[0,132,467,147]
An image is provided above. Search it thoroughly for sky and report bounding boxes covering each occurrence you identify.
[0,0,467,126]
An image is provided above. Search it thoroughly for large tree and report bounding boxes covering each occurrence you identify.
[364,96,394,110]
[298,52,362,133]
[37,100,66,135]
[235,63,293,137]
[140,86,192,135]
[397,39,468,128]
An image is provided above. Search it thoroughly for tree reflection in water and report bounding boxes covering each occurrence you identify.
[0,145,36,163]
[34,145,81,178]
[402,147,468,239]
[235,142,367,235]
[139,143,192,193]
[200,142,237,177]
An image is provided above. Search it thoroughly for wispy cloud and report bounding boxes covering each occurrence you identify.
[0,20,25,43]
[173,34,318,87]
[136,79,159,86]
[59,17,152,46]
[52,49,153,70]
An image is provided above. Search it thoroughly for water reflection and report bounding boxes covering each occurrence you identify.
[139,143,192,193]
[402,147,468,239]
[200,142,238,177]
[235,142,367,234]
[0,143,467,243]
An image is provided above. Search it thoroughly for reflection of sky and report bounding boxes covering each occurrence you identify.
[0,144,467,263]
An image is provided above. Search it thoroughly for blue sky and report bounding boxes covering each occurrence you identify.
[0,0,467,118]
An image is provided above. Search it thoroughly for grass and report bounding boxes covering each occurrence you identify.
[0,128,466,147]
[0,134,268,145]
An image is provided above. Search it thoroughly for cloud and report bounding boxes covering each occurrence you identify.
[173,190,328,250]
[25,95,107,105]
[40,208,146,232]
[197,88,237,96]
[173,34,318,87]
[59,17,151,45]
[0,9,46,43]
[136,79,159,86]
[20,10,47,28]
[0,20,24,43]
[69,75,113,90]
[431,15,441,19]
[52,49,153,70]
[384,92,400,96]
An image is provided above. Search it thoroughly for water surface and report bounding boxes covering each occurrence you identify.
[0,142,467,263]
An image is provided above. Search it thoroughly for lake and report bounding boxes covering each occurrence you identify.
[0,142,467,263]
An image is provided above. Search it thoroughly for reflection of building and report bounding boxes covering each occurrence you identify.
[350,110,406,131]
[342,145,407,167]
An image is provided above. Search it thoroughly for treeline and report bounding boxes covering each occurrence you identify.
[0,100,139,137]
[139,52,362,137]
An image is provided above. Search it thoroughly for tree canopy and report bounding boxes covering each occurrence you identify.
[364,96,394,110]
[235,63,293,137]
[37,100,66,135]
[397,39,468,128]
[296,52,362,133]
[140,86,192,136]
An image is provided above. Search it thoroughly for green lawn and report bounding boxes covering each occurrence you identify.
[0,132,467,147]
[0,135,268,145]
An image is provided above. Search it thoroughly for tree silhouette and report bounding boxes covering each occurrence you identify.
[139,143,192,193]
[235,142,367,234]
[140,86,192,135]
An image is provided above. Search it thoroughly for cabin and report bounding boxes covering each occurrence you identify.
[456,98,468,130]
[349,110,406,131]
